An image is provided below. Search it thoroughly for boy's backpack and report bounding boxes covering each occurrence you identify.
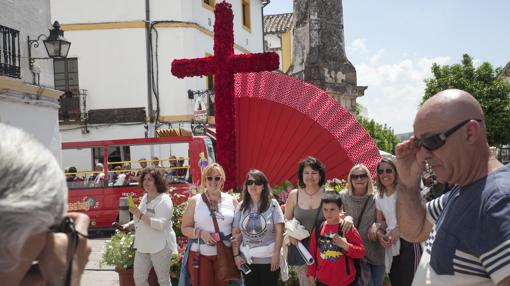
[314,221,362,286]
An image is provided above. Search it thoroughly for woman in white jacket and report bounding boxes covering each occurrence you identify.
[128,168,177,286]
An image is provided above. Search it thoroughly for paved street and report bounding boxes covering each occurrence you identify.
[82,236,119,286]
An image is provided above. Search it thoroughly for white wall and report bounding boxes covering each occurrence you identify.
[52,0,266,145]
[51,0,145,23]
[190,0,264,52]
[64,29,148,110]
[264,34,283,70]
[0,97,61,163]
[265,34,281,49]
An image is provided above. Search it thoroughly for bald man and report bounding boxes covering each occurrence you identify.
[395,89,510,286]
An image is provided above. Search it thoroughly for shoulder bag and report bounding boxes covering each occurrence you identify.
[201,193,240,282]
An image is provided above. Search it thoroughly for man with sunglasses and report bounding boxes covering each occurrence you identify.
[395,89,510,286]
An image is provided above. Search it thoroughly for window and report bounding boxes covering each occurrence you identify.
[202,0,215,11]
[54,58,79,93]
[205,53,215,116]
[242,0,251,31]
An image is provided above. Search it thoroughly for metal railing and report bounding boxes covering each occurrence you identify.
[0,25,21,78]
[59,89,88,123]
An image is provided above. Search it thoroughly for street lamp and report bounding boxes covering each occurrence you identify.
[28,21,71,70]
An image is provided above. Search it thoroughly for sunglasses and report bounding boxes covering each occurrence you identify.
[414,119,481,151]
[350,173,368,180]
[206,176,222,182]
[246,179,263,186]
[377,168,394,175]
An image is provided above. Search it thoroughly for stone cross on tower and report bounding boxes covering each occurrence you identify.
[288,0,366,113]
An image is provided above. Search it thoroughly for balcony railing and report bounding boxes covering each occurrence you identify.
[0,25,21,78]
[59,89,88,123]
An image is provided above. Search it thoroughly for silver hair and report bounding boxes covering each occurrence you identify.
[0,123,67,271]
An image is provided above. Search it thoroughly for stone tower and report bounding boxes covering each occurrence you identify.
[288,0,366,113]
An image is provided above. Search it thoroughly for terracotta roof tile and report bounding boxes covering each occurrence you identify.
[264,13,293,34]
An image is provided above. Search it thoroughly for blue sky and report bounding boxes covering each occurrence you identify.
[264,0,510,134]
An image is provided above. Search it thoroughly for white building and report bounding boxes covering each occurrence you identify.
[51,0,268,148]
[263,13,293,73]
[0,0,64,162]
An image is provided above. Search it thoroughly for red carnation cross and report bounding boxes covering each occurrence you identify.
[171,1,279,190]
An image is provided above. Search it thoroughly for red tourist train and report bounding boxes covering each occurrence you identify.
[62,136,215,229]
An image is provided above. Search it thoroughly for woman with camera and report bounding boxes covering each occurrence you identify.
[0,123,91,286]
[232,169,284,286]
[127,168,177,286]
[180,163,239,286]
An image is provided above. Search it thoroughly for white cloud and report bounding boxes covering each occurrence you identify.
[369,48,385,64]
[356,55,451,134]
[350,38,368,52]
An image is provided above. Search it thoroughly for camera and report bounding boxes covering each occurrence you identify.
[240,263,251,275]
[50,217,76,234]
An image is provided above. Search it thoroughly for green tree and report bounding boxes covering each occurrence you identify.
[423,54,510,146]
[355,106,400,154]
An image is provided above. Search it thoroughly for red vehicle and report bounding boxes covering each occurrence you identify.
[62,136,215,229]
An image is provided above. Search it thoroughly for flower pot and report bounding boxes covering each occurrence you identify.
[115,267,159,286]
[116,267,135,286]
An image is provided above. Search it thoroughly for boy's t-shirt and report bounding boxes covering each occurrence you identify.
[307,222,365,286]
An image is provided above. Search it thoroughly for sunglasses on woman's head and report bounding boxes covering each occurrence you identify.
[206,176,221,182]
[246,179,263,186]
[377,168,393,175]
[414,119,481,151]
[350,173,368,180]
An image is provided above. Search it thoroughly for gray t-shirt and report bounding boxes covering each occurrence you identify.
[233,198,284,264]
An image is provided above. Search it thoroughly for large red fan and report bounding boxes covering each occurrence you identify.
[234,71,381,186]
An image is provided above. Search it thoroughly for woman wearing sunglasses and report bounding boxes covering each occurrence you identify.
[231,169,284,286]
[180,163,238,286]
[340,164,385,286]
[374,158,422,286]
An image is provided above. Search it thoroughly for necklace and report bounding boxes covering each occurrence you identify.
[303,188,321,197]
[206,191,221,211]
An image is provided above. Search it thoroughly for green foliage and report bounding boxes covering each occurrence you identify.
[100,231,135,270]
[324,178,347,192]
[423,54,510,146]
[172,201,187,238]
[272,181,294,205]
[355,107,400,154]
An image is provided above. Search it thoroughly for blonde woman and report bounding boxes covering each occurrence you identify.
[340,164,385,286]
[180,163,238,286]
[375,158,421,286]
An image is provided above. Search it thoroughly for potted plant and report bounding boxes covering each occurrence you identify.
[100,230,137,285]
[101,189,191,285]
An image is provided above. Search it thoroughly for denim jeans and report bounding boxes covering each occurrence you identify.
[367,263,385,286]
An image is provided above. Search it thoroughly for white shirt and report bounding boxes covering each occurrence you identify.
[134,193,177,253]
[191,192,236,256]
[375,191,398,232]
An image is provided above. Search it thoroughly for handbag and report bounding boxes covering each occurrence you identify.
[201,193,240,282]
[288,191,324,265]
[349,195,372,286]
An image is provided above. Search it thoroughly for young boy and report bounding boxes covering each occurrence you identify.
[307,192,365,286]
